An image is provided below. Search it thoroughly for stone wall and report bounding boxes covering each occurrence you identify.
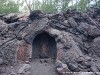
[17,40,32,62]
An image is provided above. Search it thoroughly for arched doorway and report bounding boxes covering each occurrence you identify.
[32,32,57,60]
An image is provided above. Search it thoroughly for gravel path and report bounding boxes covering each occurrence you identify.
[30,59,58,75]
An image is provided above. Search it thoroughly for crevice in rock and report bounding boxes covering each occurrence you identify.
[32,31,57,60]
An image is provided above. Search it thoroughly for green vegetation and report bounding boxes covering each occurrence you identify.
[0,0,19,14]
[0,0,100,13]
[27,0,100,13]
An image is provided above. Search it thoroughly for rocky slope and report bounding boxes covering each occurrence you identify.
[0,8,100,75]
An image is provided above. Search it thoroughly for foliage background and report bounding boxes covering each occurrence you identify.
[0,0,100,13]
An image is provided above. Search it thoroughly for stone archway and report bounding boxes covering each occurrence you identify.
[32,32,57,60]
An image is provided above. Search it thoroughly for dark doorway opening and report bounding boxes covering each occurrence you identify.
[32,32,57,60]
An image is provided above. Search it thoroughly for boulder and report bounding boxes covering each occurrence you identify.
[29,10,43,20]
[68,17,78,28]
[17,63,31,74]
[3,13,19,23]
[56,60,70,74]
[77,22,90,35]
[56,68,64,74]
[0,58,3,65]
[88,25,100,36]
[55,60,62,68]
[63,20,70,27]
[76,56,85,63]
[91,37,100,57]
[77,22,100,36]
[68,62,79,72]
[90,65,99,72]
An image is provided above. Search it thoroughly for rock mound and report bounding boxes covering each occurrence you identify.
[0,8,100,74]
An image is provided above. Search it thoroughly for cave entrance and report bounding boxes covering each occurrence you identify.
[32,32,57,60]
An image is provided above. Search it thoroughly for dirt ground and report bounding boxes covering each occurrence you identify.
[30,59,58,75]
